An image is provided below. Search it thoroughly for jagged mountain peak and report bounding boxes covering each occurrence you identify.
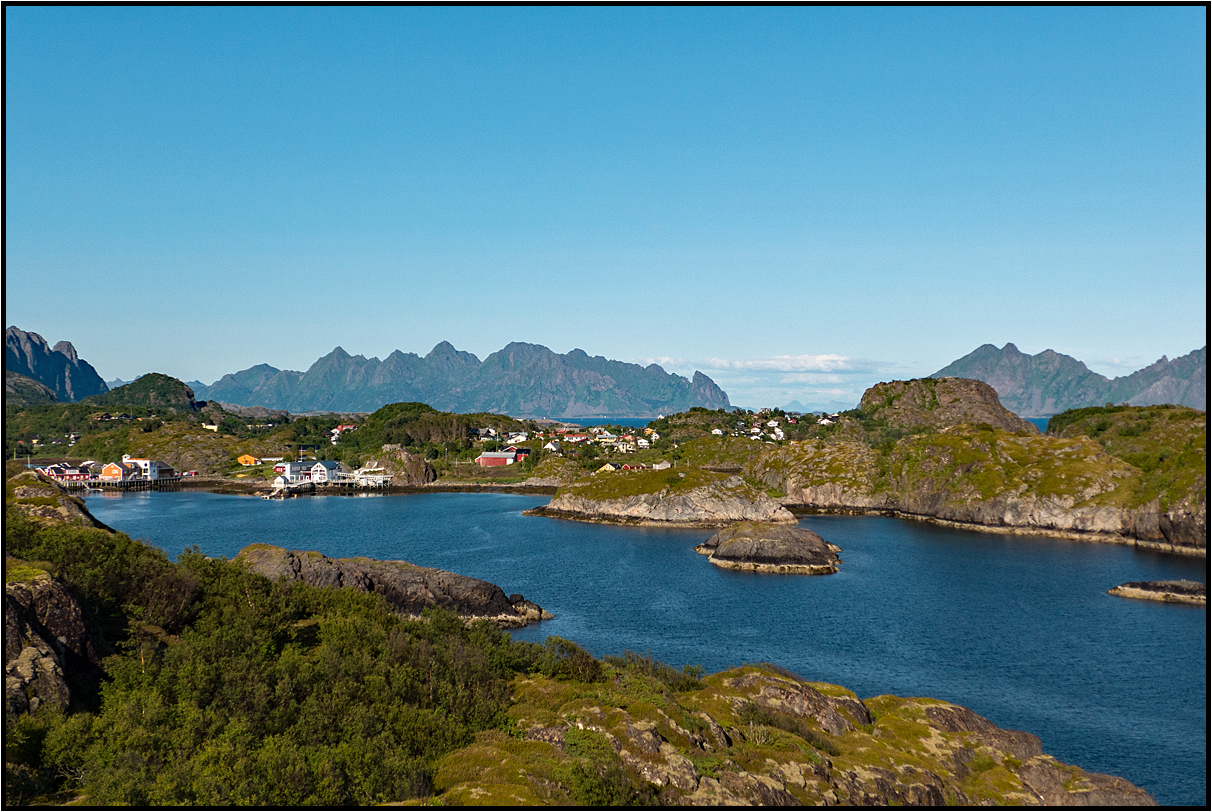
[193,341,730,417]
[934,343,1206,416]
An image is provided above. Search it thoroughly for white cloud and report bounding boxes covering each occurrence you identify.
[701,354,854,372]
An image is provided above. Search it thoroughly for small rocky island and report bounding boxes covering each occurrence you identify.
[237,544,552,627]
[526,468,796,526]
[1107,580,1206,605]
[695,523,841,574]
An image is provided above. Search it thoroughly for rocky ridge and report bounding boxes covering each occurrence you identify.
[236,544,550,628]
[695,523,841,574]
[529,472,796,526]
[933,342,1206,415]
[436,664,1155,806]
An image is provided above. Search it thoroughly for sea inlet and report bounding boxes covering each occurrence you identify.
[85,490,1207,806]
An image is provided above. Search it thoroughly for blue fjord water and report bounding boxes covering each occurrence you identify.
[84,490,1207,805]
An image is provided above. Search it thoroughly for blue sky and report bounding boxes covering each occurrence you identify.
[6,7,1206,409]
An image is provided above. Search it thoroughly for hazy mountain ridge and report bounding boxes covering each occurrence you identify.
[933,343,1206,416]
[195,341,731,418]
[5,326,108,402]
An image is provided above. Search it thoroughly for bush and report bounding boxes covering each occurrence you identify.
[601,650,703,691]
[536,637,603,682]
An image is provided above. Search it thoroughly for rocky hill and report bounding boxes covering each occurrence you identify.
[195,341,730,418]
[82,372,200,411]
[933,343,1206,416]
[860,377,1038,433]
[5,327,108,403]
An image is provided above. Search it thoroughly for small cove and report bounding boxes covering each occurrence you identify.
[84,490,1207,805]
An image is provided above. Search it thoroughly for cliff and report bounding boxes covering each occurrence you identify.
[435,663,1155,806]
[5,327,109,403]
[528,469,796,526]
[236,544,550,628]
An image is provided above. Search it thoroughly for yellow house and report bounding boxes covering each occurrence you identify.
[237,454,261,467]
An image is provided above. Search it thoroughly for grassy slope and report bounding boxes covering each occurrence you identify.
[1049,406,1206,510]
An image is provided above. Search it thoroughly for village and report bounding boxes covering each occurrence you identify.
[27,407,841,492]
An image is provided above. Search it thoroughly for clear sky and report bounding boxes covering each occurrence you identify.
[6,7,1206,410]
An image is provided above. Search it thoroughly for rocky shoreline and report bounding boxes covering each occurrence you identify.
[236,544,552,628]
[1107,580,1206,605]
[785,504,1208,557]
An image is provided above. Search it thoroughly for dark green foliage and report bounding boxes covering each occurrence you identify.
[4,509,199,632]
[737,701,839,756]
[602,651,704,691]
[1046,404,1138,435]
[3,513,542,805]
[557,727,658,806]
[536,637,604,682]
[83,373,200,411]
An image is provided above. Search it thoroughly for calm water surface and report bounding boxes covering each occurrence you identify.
[85,490,1207,806]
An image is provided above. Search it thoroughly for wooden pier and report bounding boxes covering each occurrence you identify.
[57,476,182,492]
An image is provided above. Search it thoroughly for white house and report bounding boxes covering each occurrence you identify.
[711,428,724,436]
[276,461,313,483]
[121,455,176,481]
[310,461,346,483]
[543,440,563,453]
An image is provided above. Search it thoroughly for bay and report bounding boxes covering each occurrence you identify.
[84,490,1207,805]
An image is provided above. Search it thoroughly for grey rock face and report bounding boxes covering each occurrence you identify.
[5,572,105,716]
[696,523,841,574]
[236,545,550,627]
[5,326,108,402]
[932,342,1207,416]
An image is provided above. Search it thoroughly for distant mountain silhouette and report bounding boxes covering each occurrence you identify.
[5,326,108,402]
[933,343,1206,416]
[195,341,731,418]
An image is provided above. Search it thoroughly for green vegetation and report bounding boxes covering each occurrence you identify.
[558,467,757,501]
[82,373,201,410]
[4,501,551,805]
[1048,405,1207,510]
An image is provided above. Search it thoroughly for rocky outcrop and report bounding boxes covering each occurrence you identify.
[236,545,550,628]
[1107,580,1206,605]
[5,570,105,717]
[861,377,1038,433]
[364,445,437,486]
[695,523,841,574]
[6,472,112,529]
[529,475,796,527]
[5,326,108,402]
[439,665,1155,806]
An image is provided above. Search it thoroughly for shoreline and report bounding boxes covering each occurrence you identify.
[120,479,1207,558]
[786,505,1207,558]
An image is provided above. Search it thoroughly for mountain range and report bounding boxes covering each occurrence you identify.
[194,341,732,418]
[5,327,109,403]
[932,343,1206,416]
